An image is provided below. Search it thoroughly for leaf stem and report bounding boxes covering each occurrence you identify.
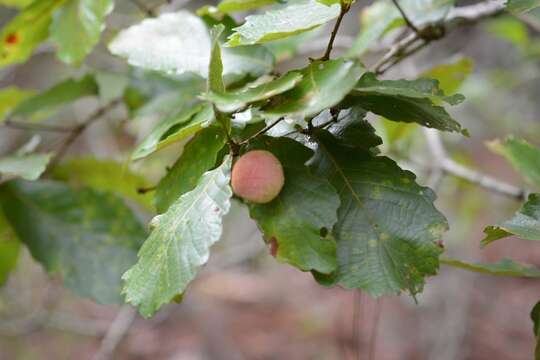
[319,1,351,61]
[390,0,421,35]
[239,117,284,145]
[47,99,122,171]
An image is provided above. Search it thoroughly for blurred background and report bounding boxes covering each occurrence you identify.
[1,0,540,359]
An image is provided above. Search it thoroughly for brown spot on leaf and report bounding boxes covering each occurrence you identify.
[5,33,18,45]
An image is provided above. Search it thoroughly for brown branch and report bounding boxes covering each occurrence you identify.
[372,1,505,74]
[3,119,75,133]
[47,99,122,171]
[318,2,352,61]
[92,305,137,360]
[391,0,422,35]
[239,117,284,145]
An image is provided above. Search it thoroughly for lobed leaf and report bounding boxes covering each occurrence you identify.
[132,103,214,161]
[155,127,226,213]
[123,157,233,317]
[262,58,364,118]
[249,137,340,274]
[0,180,146,304]
[50,0,114,65]
[226,0,340,46]
[0,152,52,181]
[482,193,540,246]
[9,75,99,120]
[0,0,66,68]
[202,72,303,113]
[347,73,464,134]
[309,130,447,297]
[441,257,540,277]
[488,136,540,188]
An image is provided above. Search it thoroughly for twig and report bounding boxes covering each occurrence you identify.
[93,305,137,360]
[318,2,352,61]
[372,0,505,74]
[3,119,75,133]
[441,158,527,200]
[239,117,284,145]
[421,129,527,200]
[47,99,122,171]
[391,0,421,35]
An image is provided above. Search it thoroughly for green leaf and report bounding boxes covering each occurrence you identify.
[0,180,146,304]
[0,153,52,181]
[0,0,33,8]
[506,0,540,13]
[0,209,20,287]
[218,0,275,13]
[222,45,275,79]
[354,72,465,105]
[309,130,447,297]
[0,86,34,122]
[328,107,383,151]
[123,156,233,317]
[421,57,474,96]
[482,193,540,246]
[50,0,114,65]
[249,137,340,274]
[209,25,226,94]
[109,11,211,78]
[0,0,66,68]
[262,59,364,118]
[347,73,464,133]
[488,136,540,188]
[132,104,214,161]
[531,301,540,359]
[441,257,540,277]
[155,126,226,213]
[226,0,340,47]
[202,72,303,113]
[10,75,99,120]
[52,158,154,211]
[109,11,274,79]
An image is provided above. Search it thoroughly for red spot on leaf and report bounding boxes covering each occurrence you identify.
[5,33,18,45]
[269,237,278,258]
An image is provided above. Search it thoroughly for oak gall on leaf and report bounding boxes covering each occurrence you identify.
[231,150,284,204]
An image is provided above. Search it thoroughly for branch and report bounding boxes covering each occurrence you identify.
[391,0,422,35]
[421,129,527,201]
[239,117,284,145]
[3,119,75,133]
[318,2,352,61]
[92,305,137,360]
[47,99,122,171]
[372,0,505,74]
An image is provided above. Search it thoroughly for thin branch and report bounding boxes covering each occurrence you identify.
[441,158,527,200]
[47,99,122,171]
[3,119,75,133]
[93,305,137,360]
[391,0,421,35]
[319,2,352,61]
[372,0,505,74]
[239,117,284,145]
[421,129,527,200]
